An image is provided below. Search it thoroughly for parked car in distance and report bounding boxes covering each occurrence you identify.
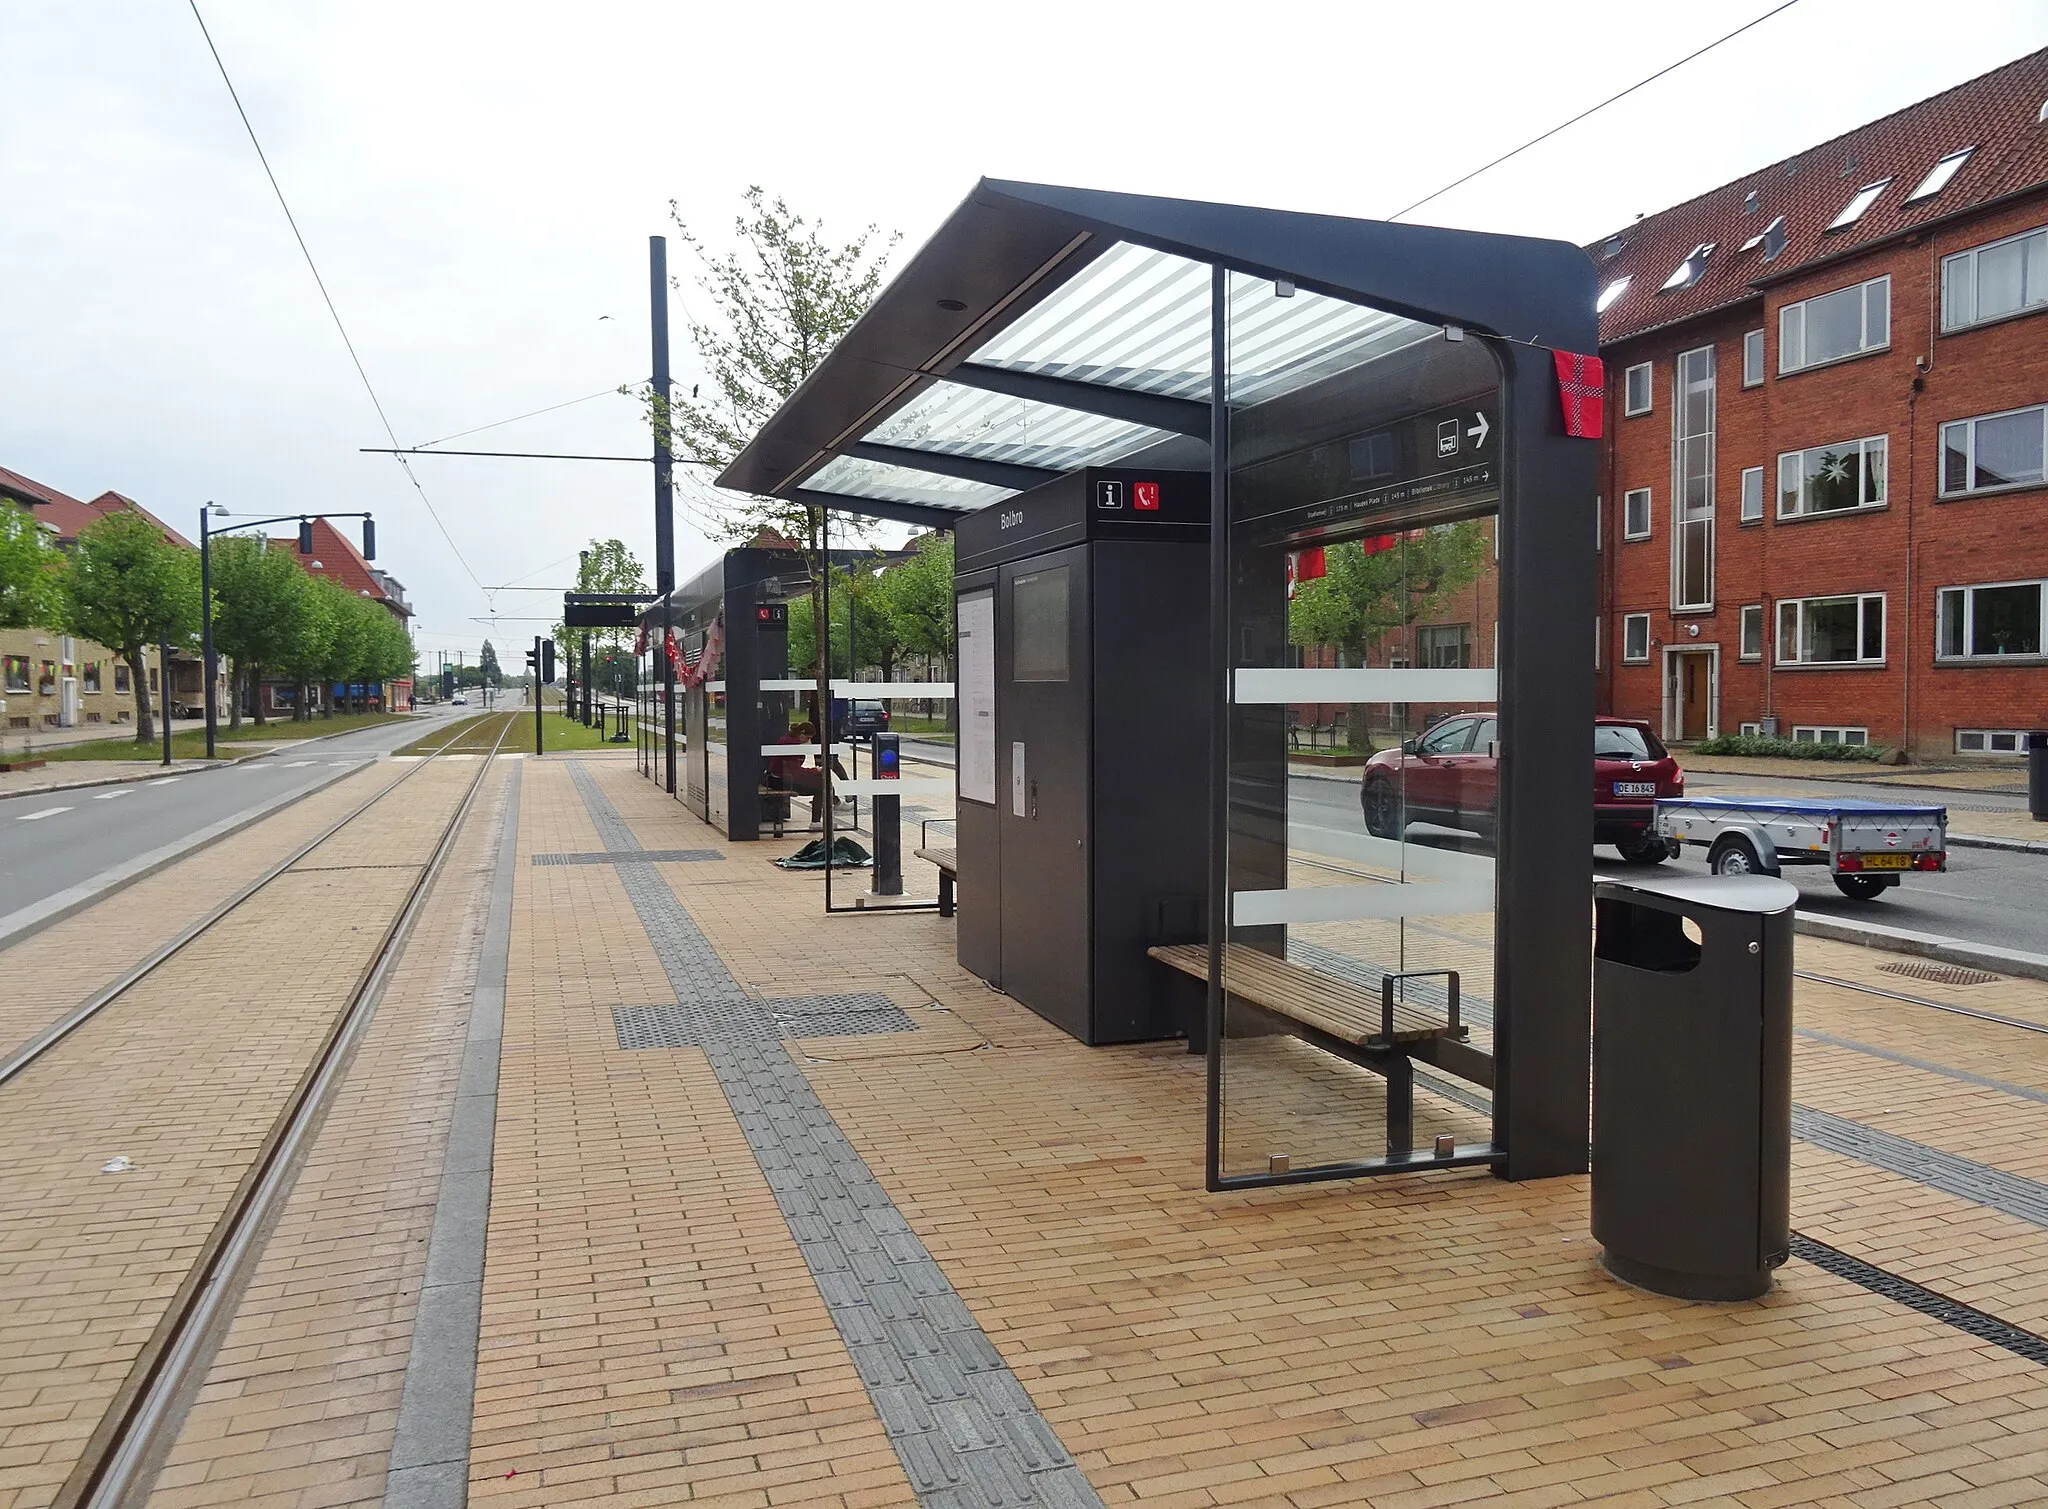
[843,699,889,740]
[1360,714,1684,862]
[451,693,468,705]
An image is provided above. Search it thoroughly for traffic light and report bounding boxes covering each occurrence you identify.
[297,518,314,554]
[542,640,556,683]
[362,517,376,560]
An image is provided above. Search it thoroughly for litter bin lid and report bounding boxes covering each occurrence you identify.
[1595,873,1799,916]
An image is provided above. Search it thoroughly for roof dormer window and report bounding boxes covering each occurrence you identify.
[1827,179,1892,231]
[1739,214,1785,254]
[1660,243,1715,292]
[1905,147,1973,202]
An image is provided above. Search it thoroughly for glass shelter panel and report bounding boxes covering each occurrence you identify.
[1217,270,1501,1183]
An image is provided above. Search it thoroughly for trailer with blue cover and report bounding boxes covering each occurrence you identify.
[1653,795,1947,901]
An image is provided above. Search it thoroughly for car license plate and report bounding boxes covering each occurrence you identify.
[1613,781,1657,797]
[1859,853,1912,869]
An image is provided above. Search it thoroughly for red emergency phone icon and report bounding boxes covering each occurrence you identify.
[1133,481,1160,511]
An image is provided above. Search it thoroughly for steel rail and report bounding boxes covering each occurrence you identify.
[52,714,515,1509]
[0,712,515,1090]
[1794,968,2048,1037]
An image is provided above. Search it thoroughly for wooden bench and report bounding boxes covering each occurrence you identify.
[1148,942,1495,1157]
[913,845,957,918]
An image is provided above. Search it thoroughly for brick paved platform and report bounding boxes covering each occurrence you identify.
[10,750,2046,1509]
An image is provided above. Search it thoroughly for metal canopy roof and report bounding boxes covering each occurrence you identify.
[717,179,1597,530]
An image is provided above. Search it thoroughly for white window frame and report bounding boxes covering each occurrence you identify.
[1622,613,1651,664]
[1777,435,1889,519]
[1938,404,2048,499]
[1670,345,1716,612]
[1739,722,1763,737]
[1739,604,1764,660]
[1826,180,1892,232]
[1623,362,1653,416]
[1623,487,1652,540]
[1740,466,1764,524]
[1742,328,1765,387]
[1597,276,1631,314]
[1779,276,1891,374]
[1956,728,2028,755]
[1594,616,1602,671]
[1792,726,1869,746]
[1906,148,1974,203]
[1935,578,2046,661]
[1940,225,2047,332]
[1776,593,1886,666]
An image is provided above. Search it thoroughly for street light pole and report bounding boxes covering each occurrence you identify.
[651,236,677,795]
[200,504,217,760]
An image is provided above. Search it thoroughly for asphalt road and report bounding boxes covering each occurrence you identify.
[0,700,480,921]
[880,736,2048,954]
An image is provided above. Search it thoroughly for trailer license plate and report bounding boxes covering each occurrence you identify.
[1860,853,1912,869]
[1613,782,1657,797]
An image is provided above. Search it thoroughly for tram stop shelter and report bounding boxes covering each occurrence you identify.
[720,179,1600,1190]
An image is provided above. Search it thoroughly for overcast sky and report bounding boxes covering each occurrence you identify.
[3,1,2043,661]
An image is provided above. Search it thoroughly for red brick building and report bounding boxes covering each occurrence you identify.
[1594,48,2048,758]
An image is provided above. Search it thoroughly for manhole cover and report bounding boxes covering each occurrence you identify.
[1877,961,2000,987]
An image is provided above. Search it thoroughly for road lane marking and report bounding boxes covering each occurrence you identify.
[92,790,132,800]
[145,777,181,786]
[282,760,314,768]
[17,807,73,821]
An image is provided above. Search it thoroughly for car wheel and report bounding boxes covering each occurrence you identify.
[1832,874,1890,901]
[1362,776,1402,839]
[1708,835,1766,876]
[1616,834,1670,865]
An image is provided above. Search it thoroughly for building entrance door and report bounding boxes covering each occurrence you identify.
[1664,648,1718,742]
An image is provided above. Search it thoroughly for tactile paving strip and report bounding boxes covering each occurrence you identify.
[531,849,724,865]
[565,762,1104,1508]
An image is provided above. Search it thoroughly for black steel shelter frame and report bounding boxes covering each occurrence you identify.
[720,180,1599,1188]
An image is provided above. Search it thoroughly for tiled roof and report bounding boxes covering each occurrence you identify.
[86,492,194,550]
[1592,48,2048,346]
[275,517,410,617]
[0,468,193,547]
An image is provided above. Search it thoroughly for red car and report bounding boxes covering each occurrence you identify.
[1360,714,1684,863]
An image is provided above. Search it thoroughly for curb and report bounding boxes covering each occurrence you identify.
[1793,912,2048,985]
[0,718,409,803]
[0,760,369,953]
[1948,831,2048,855]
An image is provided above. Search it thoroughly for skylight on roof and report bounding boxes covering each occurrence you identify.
[1659,243,1715,292]
[1904,147,1973,202]
[1740,215,1784,254]
[1827,179,1892,231]
[1595,276,1631,313]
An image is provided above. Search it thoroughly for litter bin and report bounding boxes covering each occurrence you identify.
[2028,731,2048,822]
[1592,873,1799,1300]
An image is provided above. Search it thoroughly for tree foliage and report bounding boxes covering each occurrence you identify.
[869,533,954,671]
[551,538,646,684]
[209,535,313,727]
[0,506,65,630]
[478,639,501,685]
[1286,523,1491,661]
[62,510,201,743]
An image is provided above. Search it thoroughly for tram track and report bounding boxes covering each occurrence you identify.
[0,714,513,1509]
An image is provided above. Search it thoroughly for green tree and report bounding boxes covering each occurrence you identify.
[551,538,646,695]
[272,575,341,722]
[0,505,65,629]
[478,639,501,687]
[1286,523,1491,748]
[62,510,201,744]
[209,536,316,729]
[637,188,897,708]
[318,590,376,716]
[871,533,954,680]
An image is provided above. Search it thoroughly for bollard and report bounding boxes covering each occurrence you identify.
[2030,731,2048,822]
[871,733,902,896]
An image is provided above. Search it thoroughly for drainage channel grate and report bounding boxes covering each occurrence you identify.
[532,849,724,866]
[1792,1234,2048,1366]
[1877,960,2002,986]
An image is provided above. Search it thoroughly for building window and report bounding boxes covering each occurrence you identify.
[1624,487,1652,539]
[1739,722,1763,737]
[1660,243,1715,292]
[1594,616,1602,670]
[1743,328,1765,386]
[81,662,100,693]
[114,663,131,693]
[38,661,56,694]
[1941,226,2046,332]
[1739,604,1764,660]
[1907,148,1973,203]
[1597,276,1630,313]
[1622,613,1651,663]
[1957,728,2028,755]
[1939,405,2048,497]
[1826,179,1892,232]
[1794,726,1869,746]
[1777,594,1885,665]
[1937,580,2043,659]
[147,667,158,692]
[1623,362,1652,416]
[1415,624,1472,668]
[1779,276,1890,373]
[1672,345,1715,610]
[1740,466,1764,524]
[1778,435,1888,518]
[3,656,25,693]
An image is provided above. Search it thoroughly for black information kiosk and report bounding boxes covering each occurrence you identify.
[953,468,1208,1044]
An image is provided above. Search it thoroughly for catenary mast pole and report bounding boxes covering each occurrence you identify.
[651,236,677,794]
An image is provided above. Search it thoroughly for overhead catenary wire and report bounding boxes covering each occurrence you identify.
[185,0,486,591]
[1386,0,1806,222]
[418,386,633,450]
